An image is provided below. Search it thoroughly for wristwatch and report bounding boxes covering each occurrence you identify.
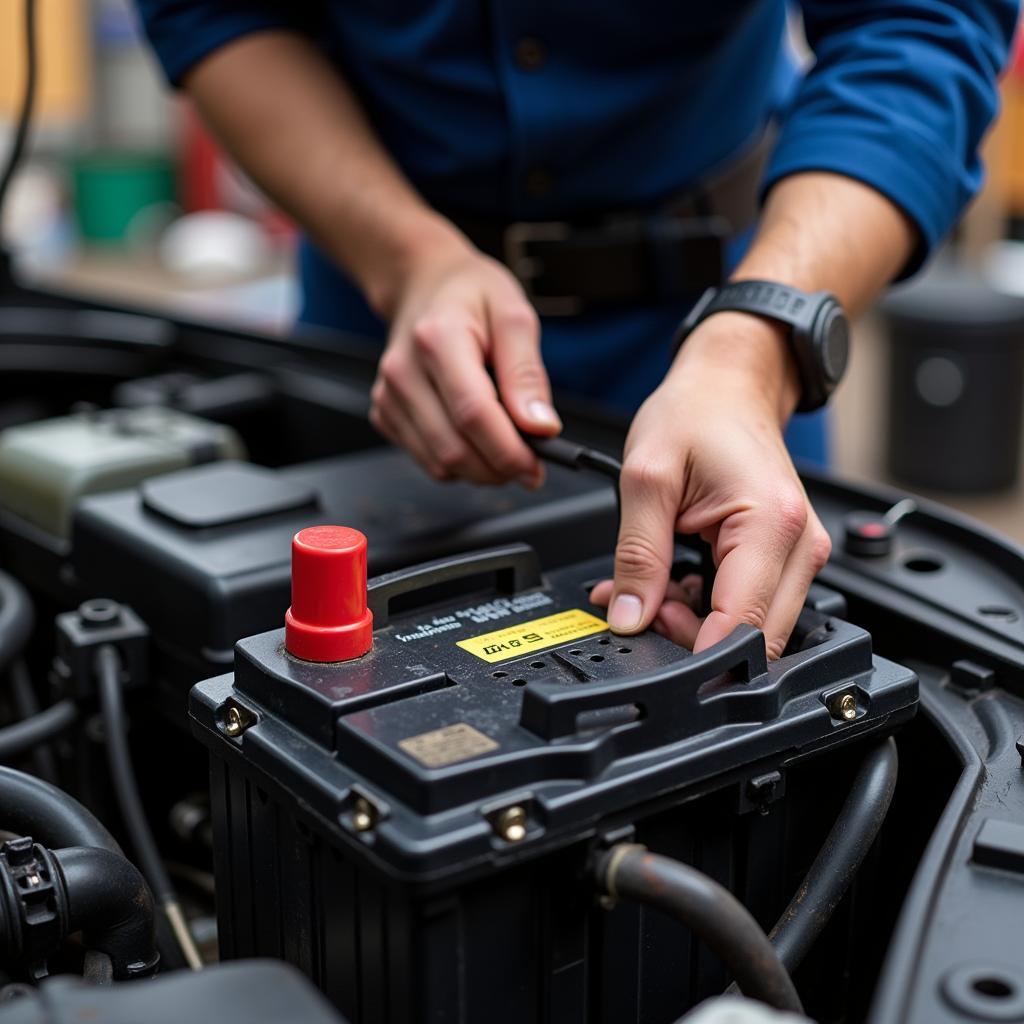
[673,280,850,412]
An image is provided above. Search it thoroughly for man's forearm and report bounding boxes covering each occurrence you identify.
[734,172,917,315]
[184,31,466,317]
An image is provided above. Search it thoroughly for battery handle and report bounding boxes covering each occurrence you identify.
[367,544,543,627]
[519,624,768,741]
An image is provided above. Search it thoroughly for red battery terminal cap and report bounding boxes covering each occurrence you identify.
[285,526,373,662]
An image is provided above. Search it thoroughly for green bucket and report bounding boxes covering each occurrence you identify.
[71,151,176,244]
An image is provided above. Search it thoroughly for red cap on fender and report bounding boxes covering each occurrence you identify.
[285,526,373,662]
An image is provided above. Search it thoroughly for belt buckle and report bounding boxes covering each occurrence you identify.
[503,222,583,317]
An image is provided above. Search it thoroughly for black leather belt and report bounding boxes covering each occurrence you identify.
[450,127,774,316]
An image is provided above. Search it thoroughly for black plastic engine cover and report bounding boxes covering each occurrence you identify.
[70,448,617,673]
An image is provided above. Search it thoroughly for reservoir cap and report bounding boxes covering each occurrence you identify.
[285,526,373,662]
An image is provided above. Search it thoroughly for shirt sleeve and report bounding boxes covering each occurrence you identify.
[133,1,321,87]
[766,1,1019,275]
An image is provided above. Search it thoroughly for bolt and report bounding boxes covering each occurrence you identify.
[832,693,857,721]
[352,798,376,833]
[223,706,245,738]
[495,806,528,843]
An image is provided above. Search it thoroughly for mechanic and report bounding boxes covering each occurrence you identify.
[135,2,1014,659]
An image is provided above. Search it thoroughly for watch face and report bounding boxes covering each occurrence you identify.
[820,307,850,384]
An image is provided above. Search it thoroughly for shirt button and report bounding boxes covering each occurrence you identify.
[524,166,554,196]
[514,37,546,71]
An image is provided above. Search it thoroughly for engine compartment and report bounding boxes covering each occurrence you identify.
[0,284,1020,1023]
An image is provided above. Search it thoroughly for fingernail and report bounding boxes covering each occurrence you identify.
[527,400,561,430]
[608,594,643,633]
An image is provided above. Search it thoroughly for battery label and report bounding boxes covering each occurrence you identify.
[398,722,499,768]
[457,608,607,663]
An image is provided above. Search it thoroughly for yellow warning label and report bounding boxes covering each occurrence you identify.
[456,608,607,664]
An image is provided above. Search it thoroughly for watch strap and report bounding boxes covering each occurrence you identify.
[673,280,845,412]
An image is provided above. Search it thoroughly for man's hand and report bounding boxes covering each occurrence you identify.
[590,312,832,660]
[369,235,562,487]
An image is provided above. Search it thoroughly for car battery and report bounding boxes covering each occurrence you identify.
[71,449,618,708]
[190,527,918,1024]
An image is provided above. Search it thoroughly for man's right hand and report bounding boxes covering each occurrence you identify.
[369,236,562,487]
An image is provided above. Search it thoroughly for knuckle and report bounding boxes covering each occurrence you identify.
[502,358,546,392]
[615,532,670,581]
[450,396,487,433]
[495,302,539,336]
[490,449,527,478]
[808,527,833,570]
[620,457,675,500]
[772,491,809,545]
[411,314,450,356]
[377,351,409,390]
[435,442,470,474]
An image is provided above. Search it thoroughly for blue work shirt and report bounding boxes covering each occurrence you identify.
[136,1,1016,464]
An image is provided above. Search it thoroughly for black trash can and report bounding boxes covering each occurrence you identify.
[882,272,1024,493]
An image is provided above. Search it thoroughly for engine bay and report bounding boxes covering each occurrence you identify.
[0,280,1021,1024]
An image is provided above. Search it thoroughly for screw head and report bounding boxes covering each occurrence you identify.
[495,806,528,842]
[833,693,857,721]
[352,798,376,833]
[224,706,245,737]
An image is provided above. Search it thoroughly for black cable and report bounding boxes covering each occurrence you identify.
[0,0,38,237]
[9,661,57,781]
[597,844,803,1014]
[0,577,57,778]
[0,764,119,852]
[0,698,75,762]
[768,737,899,972]
[94,644,203,969]
[0,573,33,676]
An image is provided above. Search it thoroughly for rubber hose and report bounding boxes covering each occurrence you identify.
[95,644,202,969]
[0,700,76,763]
[598,845,803,1014]
[769,737,899,972]
[0,573,33,676]
[9,661,57,781]
[52,846,159,979]
[0,764,119,853]
[82,949,114,986]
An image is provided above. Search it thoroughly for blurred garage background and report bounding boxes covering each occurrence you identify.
[1,0,1022,540]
